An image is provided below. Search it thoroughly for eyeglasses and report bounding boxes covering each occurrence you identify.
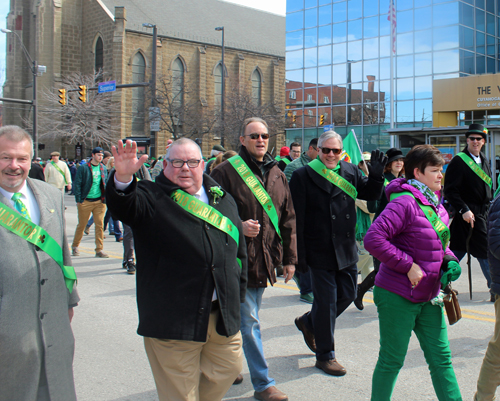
[245,133,270,140]
[167,158,201,168]
[319,147,342,155]
[468,136,483,142]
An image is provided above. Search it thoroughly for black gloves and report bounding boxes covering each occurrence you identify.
[367,149,388,178]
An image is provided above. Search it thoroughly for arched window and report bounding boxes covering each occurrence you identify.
[252,69,262,107]
[95,37,103,79]
[172,58,184,110]
[132,52,146,134]
[214,63,223,107]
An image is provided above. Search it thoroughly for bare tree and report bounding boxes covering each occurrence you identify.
[25,71,120,148]
[218,80,284,150]
[154,73,218,141]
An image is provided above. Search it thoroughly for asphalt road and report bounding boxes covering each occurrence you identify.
[64,193,498,401]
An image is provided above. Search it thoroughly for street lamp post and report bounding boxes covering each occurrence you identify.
[215,26,225,147]
[143,23,158,157]
[2,28,38,158]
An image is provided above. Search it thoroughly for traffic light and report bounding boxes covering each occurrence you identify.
[292,115,296,123]
[78,85,87,103]
[58,89,66,106]
[319,114,325,125]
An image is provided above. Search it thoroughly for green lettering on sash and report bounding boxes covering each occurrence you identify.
[227,155,282,241]
[390,191,450,250]
[170,189,242,269]
[0,202,77,292]
[308,159,358,200]
[456,152,492,188]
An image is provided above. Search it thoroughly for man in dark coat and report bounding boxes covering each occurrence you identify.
[28,159,45,181]
[444,123,493,298]
[106,138,247,401]
[211,117,297,401]
[290,130,386,376]
[475,192,500,399]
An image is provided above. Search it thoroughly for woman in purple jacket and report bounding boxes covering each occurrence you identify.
[364,145,462,401]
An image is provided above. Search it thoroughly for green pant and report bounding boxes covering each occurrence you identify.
[371,286,462,401]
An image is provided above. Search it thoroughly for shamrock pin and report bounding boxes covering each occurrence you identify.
[38,234,46,244]
[267,204,272,211]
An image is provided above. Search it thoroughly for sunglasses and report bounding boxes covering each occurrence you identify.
[320,147,342,155]
[245,133,270,140]
[468,136,483,142]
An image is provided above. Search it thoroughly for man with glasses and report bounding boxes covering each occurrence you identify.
[211,117,297,401]
[444,123,493,300]
[290,131,387,376]
[106,138,248,401]
[278,142,301,171]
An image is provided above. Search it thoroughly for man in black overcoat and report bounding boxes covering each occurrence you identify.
[106,138,248,401]
[444,123,493,299]
[290,130,386,376]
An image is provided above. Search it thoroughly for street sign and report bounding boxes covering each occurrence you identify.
[98,80,116,93]
[323,124,334,132]
[149,107,161,132]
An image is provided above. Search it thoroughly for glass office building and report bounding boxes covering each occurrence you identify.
[285,0,500,151]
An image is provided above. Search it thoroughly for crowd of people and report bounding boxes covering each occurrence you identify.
[1,120,500,401]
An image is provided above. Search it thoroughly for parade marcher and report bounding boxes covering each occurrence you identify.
[283,137,319,304]
[355,147,404,310]
[364,144,462,401]
[475,191,500,400]
[444,123,493,300]
[71,147,109,258]
[205,144,226,174]
[106,138,247,401]
[275,145,289,162]
[44,151,72,193]
[290,131,386,376]
[211,117,297,401]
[29,159,45,181]
[0,125,79,401]
[278,142,300,171]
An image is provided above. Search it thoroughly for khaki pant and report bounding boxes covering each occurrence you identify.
[475,295,500,401]
[72,200,106,253]
[144,310,243,401]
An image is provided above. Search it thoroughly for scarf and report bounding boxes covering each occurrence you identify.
[407,179,439,208]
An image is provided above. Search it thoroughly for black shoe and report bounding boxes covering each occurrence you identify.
[122,260,127,269]
[233,374,243,385]
[127,259,136,274]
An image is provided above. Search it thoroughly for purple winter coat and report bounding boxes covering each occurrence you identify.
[364,178,456,303]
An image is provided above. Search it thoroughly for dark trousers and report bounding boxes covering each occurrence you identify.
[122,224,134,262]
[304,266,357,361]
[296,270,313,294]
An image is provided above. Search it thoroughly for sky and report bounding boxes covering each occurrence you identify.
[0,1,285,96]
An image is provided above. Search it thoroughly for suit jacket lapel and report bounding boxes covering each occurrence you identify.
[27,178,54,228]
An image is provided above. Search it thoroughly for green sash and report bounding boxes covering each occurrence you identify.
[309,159,358,200]
[51,161,68,184]
[171,189,242,268]
[0,201,77,292]
[384,178,390,187]
[282,158,291,166]
[227,155,282,240]
[457,152,492,188]
[390,191,450,250]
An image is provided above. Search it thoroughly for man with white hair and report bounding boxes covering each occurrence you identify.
[106,138,247,401]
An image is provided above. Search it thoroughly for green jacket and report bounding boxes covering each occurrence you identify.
[73,162,108,203]
[284,152,313,182]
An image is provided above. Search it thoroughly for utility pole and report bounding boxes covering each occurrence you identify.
[215,26,225,147]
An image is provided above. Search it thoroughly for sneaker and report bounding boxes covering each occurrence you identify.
[122,260,128,269]
[292,274,301,291]
[95,251,109,258]
[299,292,314,304]
[126,260,136,274]
[84,226,90,235]
[72,247,80,256]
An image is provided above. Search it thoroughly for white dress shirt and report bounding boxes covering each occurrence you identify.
[0,181,41,225]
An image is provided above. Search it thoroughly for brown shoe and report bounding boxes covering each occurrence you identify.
[315,358,347,376]
[254,386,288,401]
[72,247,80,256]
[294,316,316,353]
[95,251,109,258]
[233,373,243,385]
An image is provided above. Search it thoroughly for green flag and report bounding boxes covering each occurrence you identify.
[341,131,363,165]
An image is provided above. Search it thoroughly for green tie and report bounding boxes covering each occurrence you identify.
[11,192,31,221]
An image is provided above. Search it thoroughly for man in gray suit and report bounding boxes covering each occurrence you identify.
[0,126,79,401]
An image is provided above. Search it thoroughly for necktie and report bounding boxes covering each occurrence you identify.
[12,192,31,221]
